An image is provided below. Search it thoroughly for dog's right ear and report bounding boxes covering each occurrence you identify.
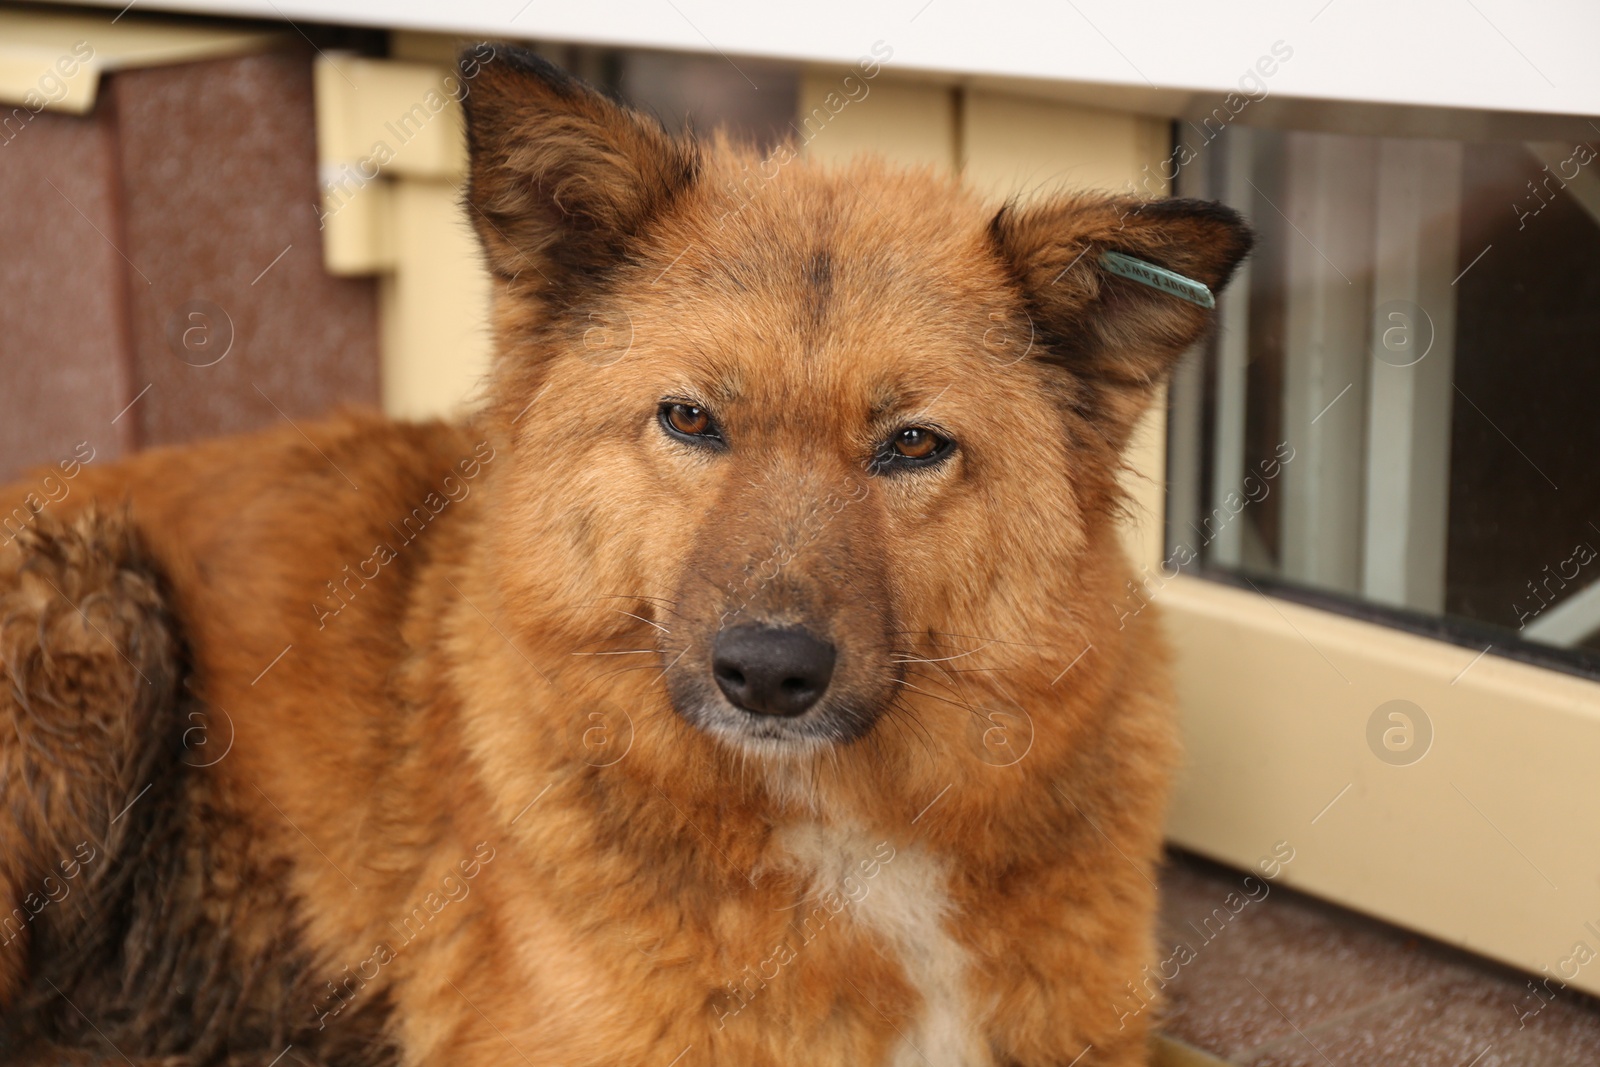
[458,44,699,291]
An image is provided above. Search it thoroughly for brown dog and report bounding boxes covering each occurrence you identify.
[0,46,1249,1067]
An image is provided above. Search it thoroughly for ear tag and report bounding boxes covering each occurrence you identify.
[1098,250,1216,310]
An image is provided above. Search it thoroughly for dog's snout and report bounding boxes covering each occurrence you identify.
[712,625,836,717]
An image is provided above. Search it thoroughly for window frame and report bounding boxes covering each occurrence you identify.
[1158,103,1600,996]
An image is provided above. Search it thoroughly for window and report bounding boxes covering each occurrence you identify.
[1170,123,1600,677]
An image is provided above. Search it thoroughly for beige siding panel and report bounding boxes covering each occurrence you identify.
[380,179,493,421]
[961,88,1168,199]
[796,69,957,169]
[312,43,494,420]
[1163,574,1600,997]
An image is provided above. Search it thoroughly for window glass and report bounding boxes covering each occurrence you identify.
[1168,124,1600,676]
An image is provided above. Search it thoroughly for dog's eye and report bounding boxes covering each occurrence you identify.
[873,426,954,472]
[659,402,723,446]
[893,428,941,459]
[666,404,711,435]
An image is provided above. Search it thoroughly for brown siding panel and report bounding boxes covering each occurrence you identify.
[108,49,381,451]
[0,106,131,482]
[1,45,382,487]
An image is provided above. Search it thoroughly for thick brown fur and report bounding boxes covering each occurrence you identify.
[0,45,1250,1067]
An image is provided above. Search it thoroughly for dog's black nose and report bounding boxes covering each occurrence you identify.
[712,625,836,717]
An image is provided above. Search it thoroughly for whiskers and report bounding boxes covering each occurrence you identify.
[615,608,670,634]
[880,628,1037,763]
[890,642,993,665]
[593,593,682,628]
[569,593,688,679]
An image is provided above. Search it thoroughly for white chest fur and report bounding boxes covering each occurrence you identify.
[776,823,990,1067]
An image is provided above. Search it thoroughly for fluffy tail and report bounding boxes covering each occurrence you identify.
[0,508,183,1009]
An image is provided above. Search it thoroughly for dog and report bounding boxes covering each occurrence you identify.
[0,45,1250,1067]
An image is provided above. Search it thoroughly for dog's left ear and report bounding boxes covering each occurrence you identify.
[458,44,699,292]
[990,196,1253,450]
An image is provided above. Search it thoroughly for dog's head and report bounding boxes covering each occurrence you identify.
[460,47,1250,763]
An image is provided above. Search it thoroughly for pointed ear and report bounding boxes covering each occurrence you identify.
[458,45,700,292]
[989,195,1252,449]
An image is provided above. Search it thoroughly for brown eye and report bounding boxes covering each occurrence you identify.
[873,425,954,473]
[659,401,723,447]
[893,427,940,459]
[668,404,709,435]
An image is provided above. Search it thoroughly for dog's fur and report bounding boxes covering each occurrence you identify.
[0,47,1250,1067]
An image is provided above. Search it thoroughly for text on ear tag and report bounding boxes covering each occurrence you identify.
[1098,250,1216,310]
